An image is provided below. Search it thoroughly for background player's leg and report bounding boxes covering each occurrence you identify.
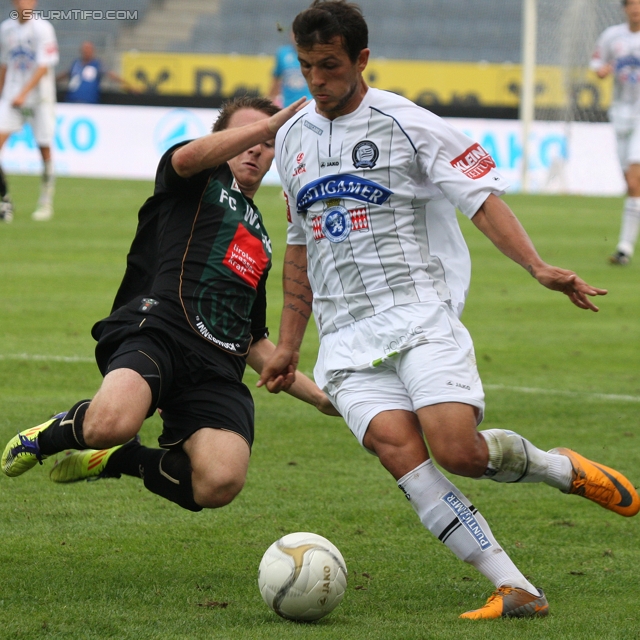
[0,132,13,223]
[32,145,55,221]
[613,163,640,262]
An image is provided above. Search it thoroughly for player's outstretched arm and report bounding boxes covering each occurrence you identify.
[257,244,313,392]
[172,97,307,178]
[472,194,607,312]
[248,338,340,416]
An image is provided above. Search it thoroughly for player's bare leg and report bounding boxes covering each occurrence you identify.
[183,428,250,508]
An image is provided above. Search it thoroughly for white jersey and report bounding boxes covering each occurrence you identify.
[0,17,58,106]
[591,23,640,117]
[275,88,507,337]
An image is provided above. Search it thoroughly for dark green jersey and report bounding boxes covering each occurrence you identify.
[93,143,272,372]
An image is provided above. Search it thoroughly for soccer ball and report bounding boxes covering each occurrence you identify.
[258,532,348,622]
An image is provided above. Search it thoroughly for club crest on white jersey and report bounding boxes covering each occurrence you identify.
[321,203,352,243]
[352,140,379,169]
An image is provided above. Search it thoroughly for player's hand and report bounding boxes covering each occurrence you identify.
[267,97,309,135]
[256,345,299,393]
[596,64,614,79]
[11,94,25,108]
[534,265,607,311]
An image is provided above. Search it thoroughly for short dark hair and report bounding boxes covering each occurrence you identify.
[212,96,280,133]
[293,0,368,63]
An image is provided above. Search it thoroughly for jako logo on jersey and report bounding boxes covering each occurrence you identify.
[441,491,493,550]
[321,205,352,243]
[296,152,305,164]
[352,140,379,169]
[450,143,496,179]
[304,120,324,135]
[296,174,393,212]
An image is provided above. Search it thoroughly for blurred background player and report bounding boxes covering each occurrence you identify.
[268,30,312,107]
[57,40,137,105]
[0,0,58,222]
[592,0,640,265]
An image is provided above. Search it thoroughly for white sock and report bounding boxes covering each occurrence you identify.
[479,429,573,491]
[617,196,640,256]
[39,159,55,206]
[398,459,538,594]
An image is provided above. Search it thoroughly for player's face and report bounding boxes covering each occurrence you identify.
[297,36,369,119]
[626,0,640,25]
[226,108,275,199]
[13,0,37,19]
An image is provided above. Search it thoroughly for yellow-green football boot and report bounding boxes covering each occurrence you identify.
[1,413,66,477]
[50,444,128,483]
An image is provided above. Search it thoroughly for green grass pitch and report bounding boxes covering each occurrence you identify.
[0,176,638,639]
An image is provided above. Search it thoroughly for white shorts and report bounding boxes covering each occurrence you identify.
[0,100,56,147]
[314,301,485,450]
[609,105,640,169]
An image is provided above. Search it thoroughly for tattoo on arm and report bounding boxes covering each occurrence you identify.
[283,257,312,319]
[284,301,311,320]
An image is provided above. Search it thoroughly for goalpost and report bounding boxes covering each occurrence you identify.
[520,0,624,193]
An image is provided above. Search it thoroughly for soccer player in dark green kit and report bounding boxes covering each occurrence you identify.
[2,95,335,512]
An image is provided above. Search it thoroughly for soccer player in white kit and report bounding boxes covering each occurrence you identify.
[591,0,640,264]
[0,0,58,222]
[259,0,640,620]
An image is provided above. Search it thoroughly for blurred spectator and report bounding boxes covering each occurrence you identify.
[57,41,136,104]
[268,31,311,107]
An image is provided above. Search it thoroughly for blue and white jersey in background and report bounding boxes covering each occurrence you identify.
[66,58,102,104]
[275,88,507,337]
[272,44,311,107]
[0,17,58,106]
[591,23,640,121]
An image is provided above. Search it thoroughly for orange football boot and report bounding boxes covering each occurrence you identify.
[459,586,549,620]
[550,448,640,517]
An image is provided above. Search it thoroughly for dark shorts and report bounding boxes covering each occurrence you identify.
[106,330,254,450]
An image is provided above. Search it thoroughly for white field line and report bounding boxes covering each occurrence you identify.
[485,384,640,403]
[3,356,639,403]
[0,353,94,363]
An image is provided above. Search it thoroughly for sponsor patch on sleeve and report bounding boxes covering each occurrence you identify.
[450,143,496,180]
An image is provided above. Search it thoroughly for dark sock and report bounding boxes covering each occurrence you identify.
[38,399,91,455]
[0,166,8,198]
[106,442,202,512]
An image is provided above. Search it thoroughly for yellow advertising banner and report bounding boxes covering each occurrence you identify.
[122,52,613,111]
